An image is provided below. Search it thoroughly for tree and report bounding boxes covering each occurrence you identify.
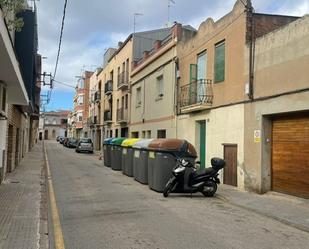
[0,0,25,31]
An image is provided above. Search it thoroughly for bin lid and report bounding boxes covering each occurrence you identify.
[103,138,115,145]
[148,139,197,157]
[111,137,126,145]
[121,138,140,147]
[132,139,154,149]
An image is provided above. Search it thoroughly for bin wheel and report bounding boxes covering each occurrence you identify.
[201,180,217,197]
[163,176,176,197]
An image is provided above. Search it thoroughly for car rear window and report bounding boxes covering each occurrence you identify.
[80,138,92,143]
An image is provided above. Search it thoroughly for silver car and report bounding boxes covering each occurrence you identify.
[75,138,94,153]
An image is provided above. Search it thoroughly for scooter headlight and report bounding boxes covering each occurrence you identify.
[174,165,186,173]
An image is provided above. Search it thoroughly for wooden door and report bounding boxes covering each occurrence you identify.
[223,144,237,186]
[272,113,309,198]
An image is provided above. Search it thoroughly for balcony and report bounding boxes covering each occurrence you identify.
[104,80,113,95]
[179,79,213,113]
[87,115,98,127]
[116,107,128,123]
[94,91,101,102]
[104,111,112,124]
[117,71,129,90]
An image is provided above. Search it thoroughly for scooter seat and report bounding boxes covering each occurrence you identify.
[197,167,217,176]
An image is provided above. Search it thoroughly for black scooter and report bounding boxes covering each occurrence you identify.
[163,157,225,197]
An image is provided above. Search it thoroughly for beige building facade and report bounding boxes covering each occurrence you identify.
[243,15,309,197]
[100,28,173,140]
[176,0,298,191]
[130,24,196,139]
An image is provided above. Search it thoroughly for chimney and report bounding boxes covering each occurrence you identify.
[154,40,162,50]
[143,51,150,59]
[172,22,182,40]
[118,41,123,48]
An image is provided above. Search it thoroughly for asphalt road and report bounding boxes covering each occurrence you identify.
[45,141,309,249]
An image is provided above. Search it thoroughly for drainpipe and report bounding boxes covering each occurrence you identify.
[174,57,179,138]
[247,3,255,100]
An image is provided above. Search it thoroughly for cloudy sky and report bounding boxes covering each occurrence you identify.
[36,0,309,111]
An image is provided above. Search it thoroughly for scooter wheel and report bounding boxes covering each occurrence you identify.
[201,181,217,197]
[163,177,176,197]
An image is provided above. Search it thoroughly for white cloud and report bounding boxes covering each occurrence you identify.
[37,0,307,107]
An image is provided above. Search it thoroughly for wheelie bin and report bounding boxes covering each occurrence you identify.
[148,139,197,192]
[103,138,114,167]
[121,138,140,177]
[110,138,126,171]
[132,139,153,184]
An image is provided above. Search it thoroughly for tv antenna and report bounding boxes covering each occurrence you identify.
[167,0,175,27]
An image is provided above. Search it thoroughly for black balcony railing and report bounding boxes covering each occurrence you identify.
[116,107,128,122]
[179,79,213,108]
[117,71,129,89]
[104,80,113,94]
[104,111,112,122]
[94,91,100,102]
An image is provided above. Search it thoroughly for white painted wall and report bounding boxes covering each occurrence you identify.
[177,104,245,189]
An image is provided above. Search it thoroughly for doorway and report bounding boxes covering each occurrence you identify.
[223,144,237,186]
[197,120,206,169]
[44,130,48,140]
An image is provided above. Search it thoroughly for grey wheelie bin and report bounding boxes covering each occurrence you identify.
[132,139,153,184]
[121,138,140,177]
[103,138,114,167]
[148,139,197,192]
[110,138,126,171]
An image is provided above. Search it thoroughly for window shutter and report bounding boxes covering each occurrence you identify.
[215,42,225,83]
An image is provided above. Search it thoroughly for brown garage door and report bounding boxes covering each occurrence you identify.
[272,113,309,198]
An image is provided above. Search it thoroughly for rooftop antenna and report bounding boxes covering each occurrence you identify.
[133,13,143,37]
[167,0,175,27]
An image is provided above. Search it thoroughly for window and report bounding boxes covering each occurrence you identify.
[131,131,139,138]
[78,95,84,105]
[214,41,225,83]
[0,83,7,112]
[78,79,84,89]
[110,130,113,137]
[78,116,83,122]
[156,75,164,99]
[142,131,146,138]
[115,129,119,137]
[136,87,141,107]
[147,130,151,138]
[157,129,166,138]
[125,94,128,109]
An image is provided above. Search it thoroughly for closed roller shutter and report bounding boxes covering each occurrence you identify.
[272,113,309,198]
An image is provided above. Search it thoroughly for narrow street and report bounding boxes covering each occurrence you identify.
[45,140,309,249]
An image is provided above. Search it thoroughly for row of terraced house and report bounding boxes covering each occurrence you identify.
[0,2,41,183]
[67,0,309,198]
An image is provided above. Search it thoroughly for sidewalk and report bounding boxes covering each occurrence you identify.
[0,142,48,249]
[217,185,309,233]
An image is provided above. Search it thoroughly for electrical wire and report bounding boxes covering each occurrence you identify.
[53,79,76,89]
[47,0,68,105]
[53,0,68,79]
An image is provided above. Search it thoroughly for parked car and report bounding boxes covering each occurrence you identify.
[67,138,78,148]
[59,137,65,144]
[63,137,69,147]
[75,138,93,153]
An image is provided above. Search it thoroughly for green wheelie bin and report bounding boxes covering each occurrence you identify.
[110,138,126,171]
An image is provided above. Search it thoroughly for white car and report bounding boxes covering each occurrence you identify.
[75,138,94,153]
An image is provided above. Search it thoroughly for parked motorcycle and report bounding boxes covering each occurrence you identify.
[163,157,225,197]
